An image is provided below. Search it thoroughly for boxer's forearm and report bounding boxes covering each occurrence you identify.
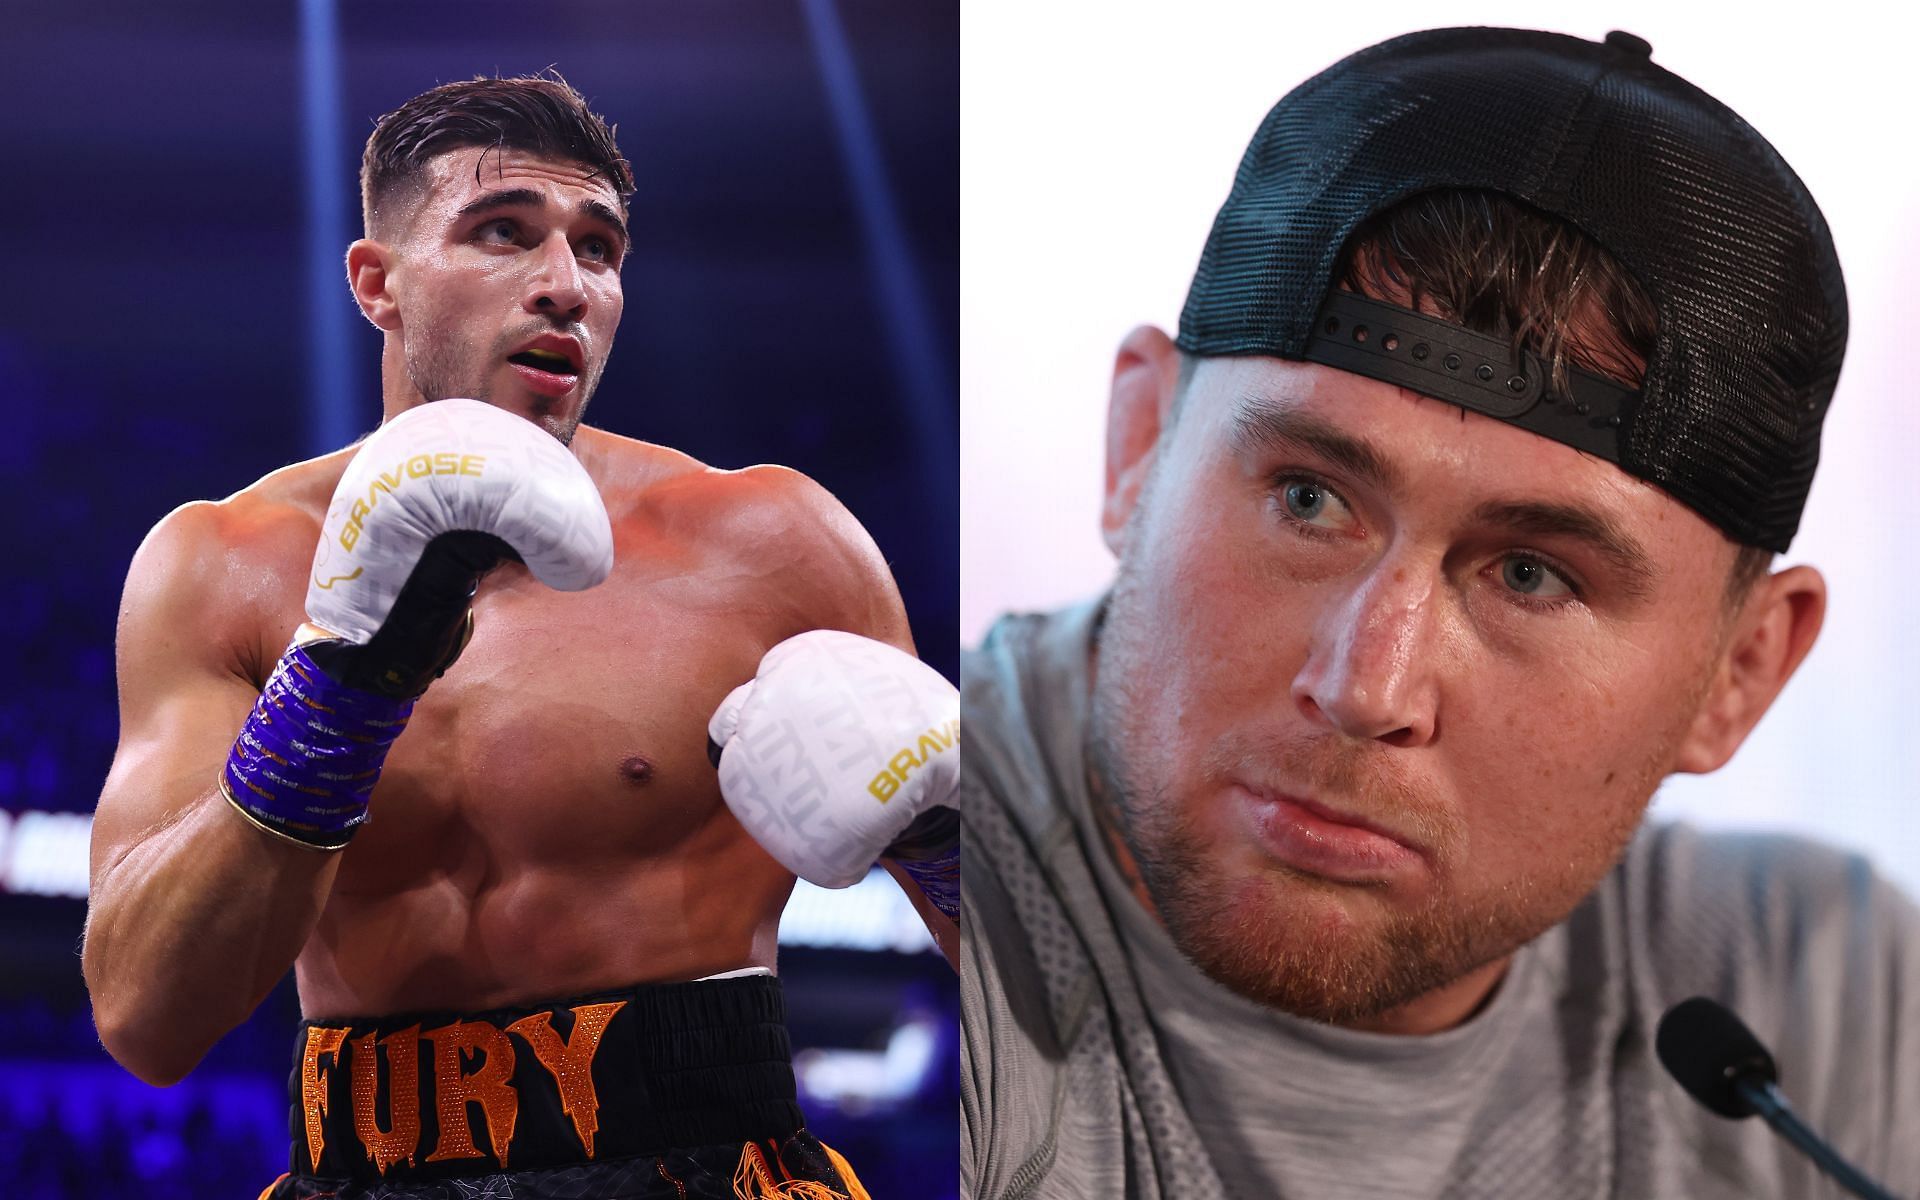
[83,787,339,1087]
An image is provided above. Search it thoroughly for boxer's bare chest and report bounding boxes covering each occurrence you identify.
[243,468,811,1015]
[337,547,767,893]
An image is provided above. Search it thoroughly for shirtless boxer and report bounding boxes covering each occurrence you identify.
[81,75,956,1199]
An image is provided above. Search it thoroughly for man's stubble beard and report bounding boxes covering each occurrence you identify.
[404,323,598,446]
[1086,546,1674,1028]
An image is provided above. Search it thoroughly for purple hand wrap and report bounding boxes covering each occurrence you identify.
[897,843,959,923]
[220,644,414,849]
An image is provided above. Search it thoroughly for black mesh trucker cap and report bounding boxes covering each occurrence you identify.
[1177,27,1848,553]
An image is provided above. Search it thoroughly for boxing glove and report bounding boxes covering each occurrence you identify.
[221,400,613,848]
[303,398,613,693]
[707,630,960,919]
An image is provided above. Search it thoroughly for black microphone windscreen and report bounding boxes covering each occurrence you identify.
[1656,996,1779,1119]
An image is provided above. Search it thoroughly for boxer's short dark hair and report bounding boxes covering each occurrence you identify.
[1177,188,1772,598]
[360,72,635,236]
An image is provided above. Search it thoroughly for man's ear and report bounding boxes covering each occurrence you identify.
[346,239,401,332]
[1101,326,1184,556]
[1673,564,1826,774]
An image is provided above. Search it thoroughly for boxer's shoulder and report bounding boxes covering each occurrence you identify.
[571,424,706,499]
[654,462,858,548]
[580,426,907,645]
[680,462,904,640]
[144,448,356,561]
[576,425,827,524]
[125,450,357,681]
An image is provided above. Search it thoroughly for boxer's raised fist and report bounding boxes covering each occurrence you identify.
[707,631,959,890]
[303,398,613,697]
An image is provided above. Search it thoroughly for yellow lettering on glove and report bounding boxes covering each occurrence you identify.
[338,452,487,551]
[866,717,960,803]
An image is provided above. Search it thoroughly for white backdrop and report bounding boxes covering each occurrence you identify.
[963,2,1920,897]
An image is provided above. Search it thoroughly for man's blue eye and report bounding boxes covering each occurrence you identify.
[1283,482,1327,521]
[1500,556,1572,599]
[1273,475,1356,533]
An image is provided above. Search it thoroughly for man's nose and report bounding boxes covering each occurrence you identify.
[524,233,588,321]
[1292,553,1442,747]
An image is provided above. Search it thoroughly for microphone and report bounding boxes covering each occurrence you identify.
[1655,997,1903,1200]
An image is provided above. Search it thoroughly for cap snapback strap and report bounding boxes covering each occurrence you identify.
[1302,291,1640,462]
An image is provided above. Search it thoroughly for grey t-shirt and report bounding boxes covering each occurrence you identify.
[961,602,1920,1200]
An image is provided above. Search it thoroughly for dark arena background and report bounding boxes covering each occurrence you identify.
[0,2,958,1196]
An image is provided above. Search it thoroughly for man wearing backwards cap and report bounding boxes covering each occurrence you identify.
[962,27,1917,1200]
[83,75,956,1199]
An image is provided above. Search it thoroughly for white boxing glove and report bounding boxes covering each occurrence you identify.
[309,398,611,640]
[707,630,959,893]
[302,398,614,697]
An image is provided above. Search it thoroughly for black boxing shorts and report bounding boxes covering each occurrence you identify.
[255,973,869,1200]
